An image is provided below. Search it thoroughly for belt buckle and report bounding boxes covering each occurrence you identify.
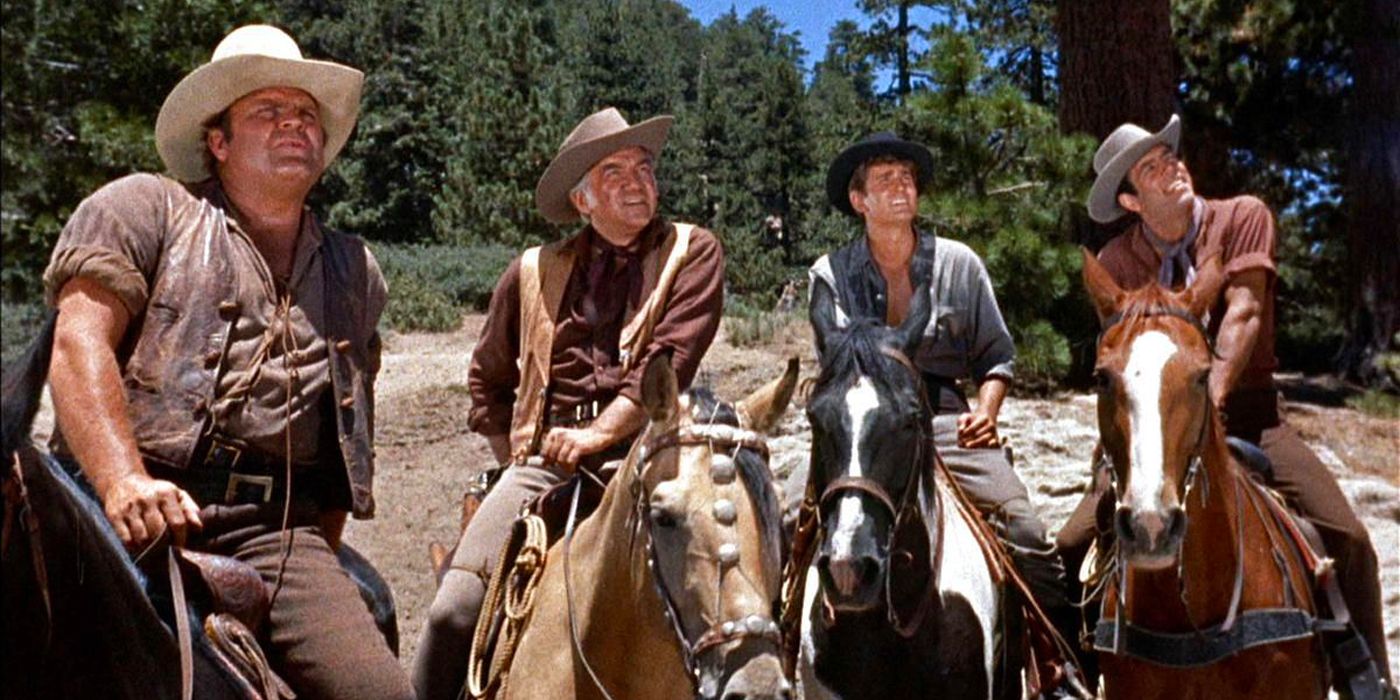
[203,438,243,471]
[225,473,275,504]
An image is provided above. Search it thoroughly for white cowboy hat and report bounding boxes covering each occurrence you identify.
[535,107,673,224]
[154,24,363,183]
[1087,114,1181,223]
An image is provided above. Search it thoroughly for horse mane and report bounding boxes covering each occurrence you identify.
[2,311,57,457]
[684,386,781,548]
[814,317,923,409]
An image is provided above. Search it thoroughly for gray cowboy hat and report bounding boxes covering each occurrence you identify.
[826,132,934,217]
[535,107,673,224]
[1087,114,1182,223]
[155,24,364,183]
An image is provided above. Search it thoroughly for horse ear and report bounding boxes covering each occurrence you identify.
[641,352,679,423]
[893,282,932,357]
[1081,247,1124,322]
[736,357,800,433]
[1179,253,1225,320]
[809,279,839,357]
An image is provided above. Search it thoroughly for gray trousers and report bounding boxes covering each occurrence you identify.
[412,464,566,700]
[932,415,1071,615]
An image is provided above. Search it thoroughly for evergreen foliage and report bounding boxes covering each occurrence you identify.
[0,0,1380,386]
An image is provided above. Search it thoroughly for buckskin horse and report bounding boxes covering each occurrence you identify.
[792,282,1016,700]
[473,354,798,700]
[1080,250,1330,699]
[1,313,396,699]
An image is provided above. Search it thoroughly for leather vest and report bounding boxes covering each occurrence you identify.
[59,185,382,517]
[508,222,694,459]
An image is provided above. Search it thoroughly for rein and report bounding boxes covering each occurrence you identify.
[563,420,779,699]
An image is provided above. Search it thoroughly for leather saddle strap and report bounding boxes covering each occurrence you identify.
[169,547,194,700]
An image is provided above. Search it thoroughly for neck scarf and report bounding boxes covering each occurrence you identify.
[1143,197,1203,288]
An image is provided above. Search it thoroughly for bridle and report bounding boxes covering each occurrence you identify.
[564,418,781,700]
[812,346,941,637]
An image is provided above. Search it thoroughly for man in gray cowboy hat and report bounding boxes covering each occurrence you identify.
[413,106,725,700]
[1056,115,1393,695]
[809,132,1085,695]
[42,24,413,699]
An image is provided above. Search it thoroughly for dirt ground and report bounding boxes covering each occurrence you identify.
[342,313,1399,685]
[30,311,1397,686]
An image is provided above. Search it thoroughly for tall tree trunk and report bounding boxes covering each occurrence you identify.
[1056,0,1175,140]
[1056,0,1176,251]
[897,2,911,102]
[1337,0,1400,389]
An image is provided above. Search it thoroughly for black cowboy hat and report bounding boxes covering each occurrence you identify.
[825,131,934,217]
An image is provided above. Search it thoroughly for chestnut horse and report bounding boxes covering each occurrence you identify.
[1082,250,1327,699]
[795,283,1015,700]
[487,355,798,700]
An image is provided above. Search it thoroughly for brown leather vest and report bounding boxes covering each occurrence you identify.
[55,184,382,517]
[508,222,694,459]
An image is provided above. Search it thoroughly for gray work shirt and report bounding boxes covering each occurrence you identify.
[809,230,1016,385]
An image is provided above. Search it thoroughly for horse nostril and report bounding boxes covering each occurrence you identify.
[857,556,881,587]
[1114,506,1134,542]
[1167,507,1186,540]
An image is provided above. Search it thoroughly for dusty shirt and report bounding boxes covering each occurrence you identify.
[468,219,724,435]
[43,174,387,463]
[1097,195,1278,392]
[810,230,1017,386]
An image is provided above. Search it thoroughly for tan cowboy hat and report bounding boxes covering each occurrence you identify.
[155,24,364,183]
[535,107,673,224]
[1087,114,1181,223]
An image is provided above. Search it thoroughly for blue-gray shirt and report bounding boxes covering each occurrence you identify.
[809,230,1016,386]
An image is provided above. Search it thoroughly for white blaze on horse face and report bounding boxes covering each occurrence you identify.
[1123,330,1179,512]
[830,377,880,558]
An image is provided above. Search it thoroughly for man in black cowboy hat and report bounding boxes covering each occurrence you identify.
[1056,115,1393,697]
[42,24,411,699]
[414,106,725,700]
[809,132,1084,694]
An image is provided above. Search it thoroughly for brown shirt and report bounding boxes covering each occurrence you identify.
[468,219,724,435]
[43,175,388,463]
[1098,195,1279,392]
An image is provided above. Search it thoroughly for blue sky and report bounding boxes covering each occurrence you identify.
[681,1,861,70]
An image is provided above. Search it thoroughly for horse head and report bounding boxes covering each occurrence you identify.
[1083,248,1225,568]
[805,280,933,613]
[633,353,799,700]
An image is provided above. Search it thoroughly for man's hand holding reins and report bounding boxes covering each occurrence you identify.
[101,472,203,551]
[539,396,648,470]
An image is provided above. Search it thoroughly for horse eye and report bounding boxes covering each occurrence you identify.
[649,507,679,529]
[1094,369,1115,391]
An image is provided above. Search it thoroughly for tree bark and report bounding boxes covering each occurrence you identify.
[1337,0,1400,389]
[1056,0,1176,250]
[1056,0,1175,140]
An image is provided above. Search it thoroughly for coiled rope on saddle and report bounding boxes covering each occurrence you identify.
[466,512,550,699]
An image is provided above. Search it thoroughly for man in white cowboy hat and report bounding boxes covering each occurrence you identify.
[1055,114,1392,696]
[41,24,413,699]
[808,132,1088,696]
[413,106,725,699]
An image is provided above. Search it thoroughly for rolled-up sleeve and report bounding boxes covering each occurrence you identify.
[1221,196,1277,279]
[467,256,524,435]
[964,256,1016,384]
[42,173,170,314]
[617,227,725,403]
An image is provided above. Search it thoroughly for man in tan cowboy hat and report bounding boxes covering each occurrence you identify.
[413,106,725,699]
[42,24,412,699]
[1056,114,1393,696]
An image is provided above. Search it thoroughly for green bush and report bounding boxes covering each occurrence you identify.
[1,300,47,366]
[372,242,515,333]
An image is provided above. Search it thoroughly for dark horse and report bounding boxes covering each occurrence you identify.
[793,283,1014,699]
[1,314,395,699]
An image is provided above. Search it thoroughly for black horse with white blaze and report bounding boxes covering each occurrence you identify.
[797,282,1018,700]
